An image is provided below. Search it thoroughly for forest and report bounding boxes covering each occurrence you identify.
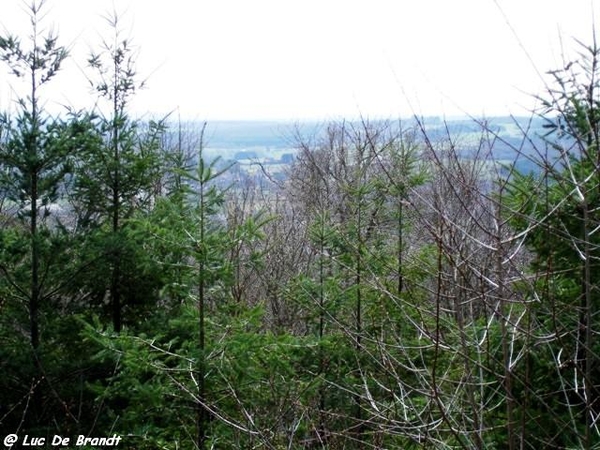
[1,2,599,449]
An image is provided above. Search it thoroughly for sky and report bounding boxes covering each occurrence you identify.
[0,0,597,121]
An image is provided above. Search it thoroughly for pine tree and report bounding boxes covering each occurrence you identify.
[504,38,600,448]
[72,11,164,332]
[0,2,75,431]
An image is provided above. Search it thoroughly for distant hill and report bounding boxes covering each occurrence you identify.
[199,121,298,150]
[167,116,554,174]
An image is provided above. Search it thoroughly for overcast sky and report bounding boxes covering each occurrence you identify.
[0,0,597,121]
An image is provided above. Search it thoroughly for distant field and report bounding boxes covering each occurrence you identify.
[170,117,552,174]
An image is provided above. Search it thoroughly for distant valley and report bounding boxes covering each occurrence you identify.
[176,116,552,178]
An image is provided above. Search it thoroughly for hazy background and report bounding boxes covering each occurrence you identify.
[0,0,597,120]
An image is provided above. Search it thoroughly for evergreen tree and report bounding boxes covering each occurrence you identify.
[504,38,600,448]
[0,0,81,432]
[72,11,165,332]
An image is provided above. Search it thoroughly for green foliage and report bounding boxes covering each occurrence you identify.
[0,1,67,88]
[82,299,317,447]
[502,36,600,449]
[3,4,600,449]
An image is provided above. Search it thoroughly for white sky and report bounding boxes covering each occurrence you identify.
[0,0,597,121]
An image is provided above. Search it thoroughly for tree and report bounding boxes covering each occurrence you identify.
[72,10,165,332]
[284,119,432,447]
[0,0,68,354]
[504,37,600,449]
[0,0,79,431]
